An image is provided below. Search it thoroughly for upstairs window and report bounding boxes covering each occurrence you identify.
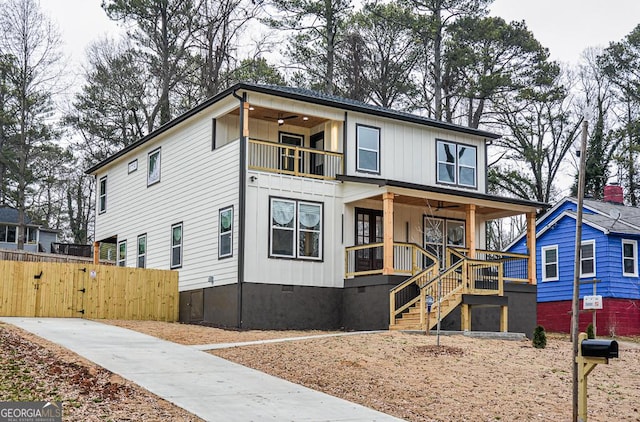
[118,240,127,267]
[99,176,107,213]
[580,240,596,278]
[541,245,559,281]
[436,140,477,188]
[148,148,161,186]
[356,124,380,174]
[171,222,183,268]
[137,234,147,268]
[219,206,233,258]
[622,239,638,277]
[270,198,322,260]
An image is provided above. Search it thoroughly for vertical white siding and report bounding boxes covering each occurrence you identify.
[95,112,240,291]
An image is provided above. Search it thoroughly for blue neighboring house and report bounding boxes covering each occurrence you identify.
[0,207,58,253]
[508,188,640,336]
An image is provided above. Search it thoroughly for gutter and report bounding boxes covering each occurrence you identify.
[232,89,247,329]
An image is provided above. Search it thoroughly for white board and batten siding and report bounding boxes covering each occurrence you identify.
[345,111,488,194]
[244,171,345,289]
[95,109,240,292]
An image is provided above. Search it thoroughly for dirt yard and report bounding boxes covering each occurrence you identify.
[2,319,639,421]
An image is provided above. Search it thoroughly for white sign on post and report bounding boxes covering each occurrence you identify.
[583,295,603,310]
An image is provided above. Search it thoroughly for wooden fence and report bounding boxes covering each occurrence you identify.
[0,248,115,265]
[0,260,178,321]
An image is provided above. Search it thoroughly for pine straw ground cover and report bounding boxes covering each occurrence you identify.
[2,319,640,421]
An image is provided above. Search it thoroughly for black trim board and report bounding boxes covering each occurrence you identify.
[337,174,549,210]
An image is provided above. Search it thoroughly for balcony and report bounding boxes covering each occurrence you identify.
[248,139,343,180]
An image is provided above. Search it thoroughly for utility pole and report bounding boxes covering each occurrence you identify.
[572,119,588,422]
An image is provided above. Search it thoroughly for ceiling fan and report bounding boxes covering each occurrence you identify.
[265,113,299,125]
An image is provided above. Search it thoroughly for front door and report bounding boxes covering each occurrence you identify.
[279,132,304,173]
[424,217,465,268]
[310,132,324,176]
[355,208,383,272]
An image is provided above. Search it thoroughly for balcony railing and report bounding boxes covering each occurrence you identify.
[345,242,438,278]
[248,139,343,180]
[447,247,529,283]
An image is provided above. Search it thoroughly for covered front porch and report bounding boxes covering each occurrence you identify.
[341,177,543,333]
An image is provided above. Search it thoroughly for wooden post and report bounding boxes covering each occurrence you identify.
[382,192,394,275]
[93,242,99,265]
[527,211,537,285]
[242,102,250,138]
[461,303,471,331]
[465,204,476,258]
[500,306,508,332]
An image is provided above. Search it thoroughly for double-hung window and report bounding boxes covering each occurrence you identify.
[270,198,322,260]
[541,245,559,281]
[117,240,127,267]
[436,140,477,188]
[171,223,183,268]
[137,234,147,268]
[580,240,596,278]
[99,176,107,213]
[148,148,161,186]
[219,206,233,258]
[622,239,638,277]
[356,124,380,173]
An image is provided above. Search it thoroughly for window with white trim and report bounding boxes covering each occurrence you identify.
[171,223,183,268]
[270,198,322,260]
[137,234,146,268]
[356,124,380,173]
[436,140,477,188]
[541,245,559,281]
[148,148,161,186]
[117,240,127,267]
[219,206,233,258]
[580,240,596,278]
[99,176,107,213]
[622,239,638,277]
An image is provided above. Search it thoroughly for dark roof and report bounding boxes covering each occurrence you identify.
[0,207,33,225]
[86,82,501,174]
[338,175,548,210]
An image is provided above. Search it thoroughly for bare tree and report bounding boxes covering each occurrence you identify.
[0,0,64,249]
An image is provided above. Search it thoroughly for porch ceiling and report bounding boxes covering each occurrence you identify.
[230,105,327,129]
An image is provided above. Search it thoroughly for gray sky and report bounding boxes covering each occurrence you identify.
[43,0,640,69]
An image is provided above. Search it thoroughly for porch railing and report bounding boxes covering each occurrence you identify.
[248,139,343,180]
[447,247,529,283]
[345,242,437,278]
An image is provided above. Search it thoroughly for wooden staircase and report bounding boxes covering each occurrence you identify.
[390,287,463,331]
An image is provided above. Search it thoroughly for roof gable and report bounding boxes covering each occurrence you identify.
[0,207,33,225]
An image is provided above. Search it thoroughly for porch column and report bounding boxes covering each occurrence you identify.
[242,102,250,137]
[383,192,395,275]
[465,204,476,258]
[527,212,537,285]
[500,306,508,332]
[461,303,471,331]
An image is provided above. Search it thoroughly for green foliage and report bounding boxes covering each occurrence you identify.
[586,323,595,339]
[532,325,547,349]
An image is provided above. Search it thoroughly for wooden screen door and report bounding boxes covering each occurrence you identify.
[355,208,383,272]
[279,132,304,173]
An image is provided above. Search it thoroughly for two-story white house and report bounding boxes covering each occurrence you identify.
[88,83,545,334]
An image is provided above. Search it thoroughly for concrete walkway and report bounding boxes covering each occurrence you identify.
[0,317,402,422]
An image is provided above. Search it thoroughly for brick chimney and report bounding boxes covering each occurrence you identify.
[603,184,624,204]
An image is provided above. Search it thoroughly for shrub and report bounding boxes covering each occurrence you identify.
[586,323,595,339]
[532,325,547,349]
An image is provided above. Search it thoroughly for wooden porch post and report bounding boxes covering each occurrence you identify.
[461,303,471,331]
[500,306,509,332]
[465,204,476,258]
[383,192,394,275]
[527,212,537,285]
[242,102,250,137]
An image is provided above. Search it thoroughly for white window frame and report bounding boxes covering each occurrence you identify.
[269,197,323,261]
[99,176,107,214]
[622,239,638,277]
[137,234,146,268]
[436,140,477,189]
[219,206,233,259]
[170,222,183,269]
[580,240,596,278]
[356,124,380,174]
[148,148,161,186]
[117,240,127,267]
[541,245,559,282]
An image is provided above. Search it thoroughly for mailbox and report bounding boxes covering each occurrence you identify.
[581,339,619,359]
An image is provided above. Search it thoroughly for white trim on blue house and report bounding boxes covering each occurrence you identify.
[580,239,596,278]
[541,244,559,282]
[622,239,638,277]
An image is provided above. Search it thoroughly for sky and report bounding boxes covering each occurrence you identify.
[42,0,640,71]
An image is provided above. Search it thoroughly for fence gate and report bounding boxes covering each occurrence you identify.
[0,261,178,321]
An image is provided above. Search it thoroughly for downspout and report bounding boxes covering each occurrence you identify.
[232,90,247,329]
